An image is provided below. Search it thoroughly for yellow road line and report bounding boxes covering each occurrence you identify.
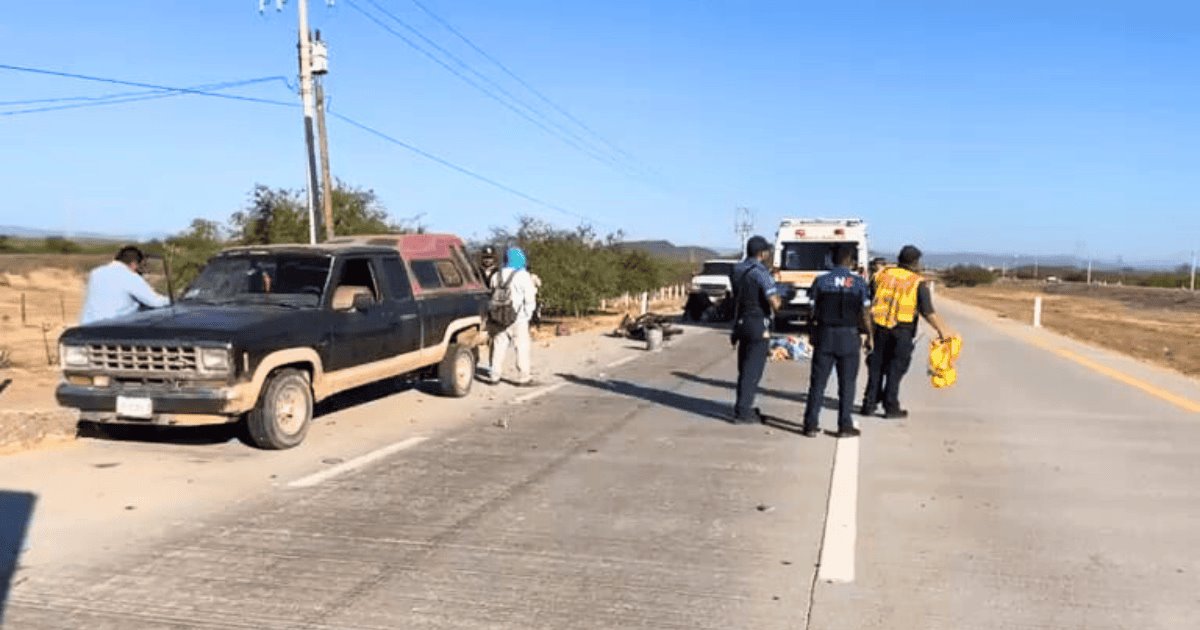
[1022,335,1200,414]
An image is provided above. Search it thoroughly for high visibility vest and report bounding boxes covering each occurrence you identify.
[871,267,923,328]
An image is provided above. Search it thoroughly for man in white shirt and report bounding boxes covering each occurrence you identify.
[487,247,538,386]
[79,246,171,325]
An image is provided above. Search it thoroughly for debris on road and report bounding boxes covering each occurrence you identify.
[612,313,684,342]
[769,336,810,362]
[756,504,775,513]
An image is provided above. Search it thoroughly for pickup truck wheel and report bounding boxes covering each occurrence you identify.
[437,343,474,398]
[245,369,313,450]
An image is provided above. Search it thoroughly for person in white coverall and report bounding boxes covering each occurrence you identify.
[488,247,539,386]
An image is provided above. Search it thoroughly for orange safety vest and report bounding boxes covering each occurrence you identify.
[871,267,923,328]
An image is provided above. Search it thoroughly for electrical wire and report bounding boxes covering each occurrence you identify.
[0,64,296,109]
[0,63,612,229]
[406,0,648,169]
[0,77,295,117]
[344,0,650,182]
[328,108,614,228]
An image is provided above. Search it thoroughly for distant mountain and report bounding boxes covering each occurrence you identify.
[0,225,168,243]
[620,240,722,263]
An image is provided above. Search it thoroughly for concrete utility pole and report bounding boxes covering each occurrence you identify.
[313,31,334,241]
[296,0,321,244]
[1087,257,1093,285]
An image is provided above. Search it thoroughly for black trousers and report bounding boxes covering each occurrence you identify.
[734,316,770,418]
[803,326,861,432]
[863,325,916,412]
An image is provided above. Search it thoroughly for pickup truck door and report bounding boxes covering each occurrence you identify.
[325,256,395,372]
[379,254,422,356]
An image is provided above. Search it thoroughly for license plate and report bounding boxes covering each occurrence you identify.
[116,396,153,419]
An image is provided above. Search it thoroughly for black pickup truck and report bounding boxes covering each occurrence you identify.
[57,234,488,449]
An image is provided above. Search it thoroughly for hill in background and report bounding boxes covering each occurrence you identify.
[620,240,723,263]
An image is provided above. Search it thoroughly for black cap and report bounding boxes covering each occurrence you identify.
[746,235,772,257]
[481,245,496,257]
[898,245,922,267]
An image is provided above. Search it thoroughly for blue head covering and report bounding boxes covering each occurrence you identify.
[505,247,527,271]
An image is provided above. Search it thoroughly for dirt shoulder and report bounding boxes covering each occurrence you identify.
[942,282,1200,377]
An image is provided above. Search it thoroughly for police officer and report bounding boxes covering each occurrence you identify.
[801,244,873,438]
[861,245,955,418]
[730,235,782,424]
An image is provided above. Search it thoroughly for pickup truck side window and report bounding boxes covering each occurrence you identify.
[380,256,413,300]
[434,260,464,288]
[411,260,443,290]
[330,258,380,310]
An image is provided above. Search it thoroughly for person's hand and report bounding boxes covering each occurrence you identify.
[939,328,957,341]
[863,335,874,352]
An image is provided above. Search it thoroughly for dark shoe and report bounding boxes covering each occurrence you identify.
[731,408,766,425]
[883,409,909,420]
[801,428,820,438]
[835,427,862,438]
[858,403,879,417]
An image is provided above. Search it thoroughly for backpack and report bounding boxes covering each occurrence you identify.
[488,269,520,328]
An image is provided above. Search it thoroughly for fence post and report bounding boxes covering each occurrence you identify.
[641,292,649,315]
[20,292,27,326]
[60,294,67,323]
[1033,296,1043,328]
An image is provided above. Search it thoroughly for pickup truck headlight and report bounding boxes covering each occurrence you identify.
[198,347,231,373]
[61,345,89,368]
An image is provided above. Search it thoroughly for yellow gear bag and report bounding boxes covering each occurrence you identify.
[928,336,963,389]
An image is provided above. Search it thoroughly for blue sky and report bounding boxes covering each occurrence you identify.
[0,0,1196,263]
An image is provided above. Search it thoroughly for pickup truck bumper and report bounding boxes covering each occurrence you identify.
[56,383,250,419]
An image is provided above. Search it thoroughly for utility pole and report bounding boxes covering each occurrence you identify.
[261,0,331,243]
[313,31,334,241]
[297,0,320,244]
[735,207,753,254]
[1086,257,1093,285]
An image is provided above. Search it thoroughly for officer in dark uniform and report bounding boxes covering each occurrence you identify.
[801,244,873,438]
[477,245,499,285]
[730,235,783,424]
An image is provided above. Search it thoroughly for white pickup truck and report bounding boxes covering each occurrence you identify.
[772,218,870,326]
[684,259,739,321]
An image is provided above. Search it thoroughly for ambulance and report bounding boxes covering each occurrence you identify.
[772,218,869,326]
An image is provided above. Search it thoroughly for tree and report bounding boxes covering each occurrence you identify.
[165,219,226,295]
[228,181,423,246]
[43,236,81,254]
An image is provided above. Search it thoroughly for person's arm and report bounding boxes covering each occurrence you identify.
[917,282,954,339]
[127,270,170,308]
[858,280,873,351]
[762,268,782,312]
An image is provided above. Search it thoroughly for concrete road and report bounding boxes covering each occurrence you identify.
[3,299,1199,629]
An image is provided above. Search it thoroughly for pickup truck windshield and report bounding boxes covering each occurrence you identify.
[700,262,734,277]
[181,254,331,307]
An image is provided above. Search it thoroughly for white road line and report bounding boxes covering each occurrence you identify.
[510,382,568,405]
[817,436,859,583]
[605,355,639,369]
[288,436,428,489]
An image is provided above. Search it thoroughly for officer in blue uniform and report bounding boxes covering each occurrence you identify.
[801,244,873,438]
[730,235,783,424]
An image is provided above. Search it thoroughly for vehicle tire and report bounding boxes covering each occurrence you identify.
[245,368,313,450]
[437,343,475,398]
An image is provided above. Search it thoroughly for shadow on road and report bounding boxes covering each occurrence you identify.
[0,490,35,626]
[0,379,11,397]
[670,371,841,411]
[557,373,734,423]
[76,377,427,448]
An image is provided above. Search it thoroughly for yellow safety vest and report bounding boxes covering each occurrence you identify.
[871,267,923,328]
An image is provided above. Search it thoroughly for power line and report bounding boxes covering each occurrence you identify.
[0,77,294,117]
[344,0,650,182]
[0,64,297,109]
[0,63,613,230]
[328,108,613,228]
[406,0,648,170]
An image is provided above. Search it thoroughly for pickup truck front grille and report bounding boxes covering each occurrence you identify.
[698,283,729,294]
[86,344,199,374]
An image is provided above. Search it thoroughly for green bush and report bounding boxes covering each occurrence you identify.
[941,265,997,287]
